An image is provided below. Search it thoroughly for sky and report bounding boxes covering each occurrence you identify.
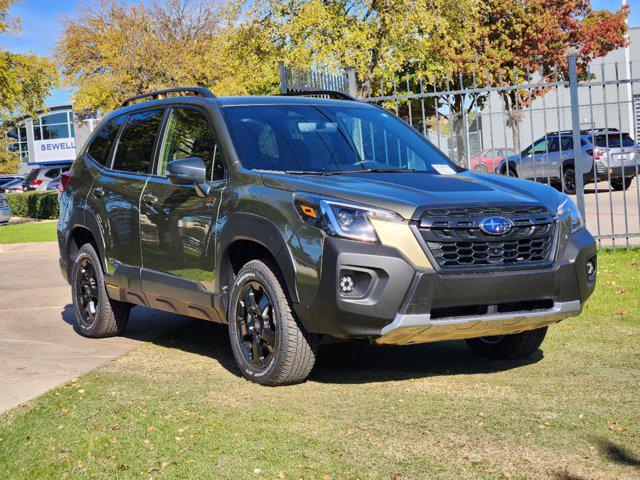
[0,0,638,108]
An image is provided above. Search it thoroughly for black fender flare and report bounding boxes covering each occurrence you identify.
[562,159,575,171]
[66,206,108,272]
[216,212,299,303]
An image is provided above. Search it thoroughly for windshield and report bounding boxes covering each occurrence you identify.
[222,104,459,174]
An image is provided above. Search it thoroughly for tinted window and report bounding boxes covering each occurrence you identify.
[222,104,456,173]
[44,168,60,179]
[560,136,574,151]
[87,116,125,166]
[157,108,224,180]
[593,134,635,148]
[547,137,560,152]
[112,110,164,174]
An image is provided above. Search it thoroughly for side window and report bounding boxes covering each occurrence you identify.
[157,108,224,181]
[112,109,164,174]
[561,136,574,151]
[87,115,125,166]
[531,138,549,154]
[547,138,560,153]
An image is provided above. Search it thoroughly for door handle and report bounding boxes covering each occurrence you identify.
[92,187,105,198]
[142,193,158,205]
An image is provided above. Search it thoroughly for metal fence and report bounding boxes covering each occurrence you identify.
[280,57,640,249]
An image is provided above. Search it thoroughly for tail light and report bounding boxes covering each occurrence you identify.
[592,148,605,162]
[31,179,43,186]
[59,171,72,192]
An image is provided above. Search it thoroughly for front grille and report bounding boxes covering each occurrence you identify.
[430,299,554,320]
[417,205,556,271]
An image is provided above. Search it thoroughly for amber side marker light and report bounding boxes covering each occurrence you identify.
[300,204,318,219]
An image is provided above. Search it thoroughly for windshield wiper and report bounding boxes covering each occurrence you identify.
[334,168,417,174]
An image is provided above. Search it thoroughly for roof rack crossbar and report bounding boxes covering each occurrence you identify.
[278,89,356,101]
[121,87,215,107]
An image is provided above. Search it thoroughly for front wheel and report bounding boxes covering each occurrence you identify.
[465,327,547,360]
[610,177,632,191]
[228,259,320,386]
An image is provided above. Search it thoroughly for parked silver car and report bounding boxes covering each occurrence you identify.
[0,194,10,225]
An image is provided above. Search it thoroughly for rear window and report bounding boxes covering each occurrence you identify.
[87,115,126,166]
[112,109,164,174]
[24,169,39,182]
[593,134,635,148]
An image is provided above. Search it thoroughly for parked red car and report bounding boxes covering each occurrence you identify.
[469,148,516,173]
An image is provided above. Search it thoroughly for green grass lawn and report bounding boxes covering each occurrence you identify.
[0,221,57,244]
[1,250,639,479]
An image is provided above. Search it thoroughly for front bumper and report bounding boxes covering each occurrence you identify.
[295,227,597,344]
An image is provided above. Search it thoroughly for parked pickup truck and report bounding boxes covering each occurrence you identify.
[58,87,597,385]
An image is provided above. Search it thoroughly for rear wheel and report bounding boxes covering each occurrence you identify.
[562,167,576,194]
[228,259,320,386]
[465,327,547,360]
[610,177,632,191]
[71,243,131,338]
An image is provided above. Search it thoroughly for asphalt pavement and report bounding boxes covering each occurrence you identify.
[0,242,192,413]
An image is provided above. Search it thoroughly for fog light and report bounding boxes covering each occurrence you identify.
[586,258,597,281]
[339,274,355,294]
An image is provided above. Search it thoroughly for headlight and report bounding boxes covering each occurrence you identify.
[557,194,583,233]
[294,194,403,243]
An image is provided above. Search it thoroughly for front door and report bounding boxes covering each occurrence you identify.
[139,106,227,321]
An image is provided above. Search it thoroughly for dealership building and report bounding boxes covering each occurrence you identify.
[6,105,97,173]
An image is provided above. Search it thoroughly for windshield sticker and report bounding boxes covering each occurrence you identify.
[432,164,456,175]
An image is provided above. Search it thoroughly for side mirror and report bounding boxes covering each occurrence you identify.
[167,157,207,185]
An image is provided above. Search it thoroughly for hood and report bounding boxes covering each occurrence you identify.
[261,171,565,220]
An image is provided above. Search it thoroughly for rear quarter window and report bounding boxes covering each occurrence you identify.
[593,134,635,148]
[87,115,126,166]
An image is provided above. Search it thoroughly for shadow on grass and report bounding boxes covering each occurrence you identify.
[62,304,544,384]
[554,439,639,479]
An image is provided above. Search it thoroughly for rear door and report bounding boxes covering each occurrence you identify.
[87,109,164,289]
[139,106,227,320]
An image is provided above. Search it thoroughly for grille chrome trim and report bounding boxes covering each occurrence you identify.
[416,205,557,272]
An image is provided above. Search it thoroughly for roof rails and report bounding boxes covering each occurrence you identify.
[278,89,356,101]
[121,87,215,108]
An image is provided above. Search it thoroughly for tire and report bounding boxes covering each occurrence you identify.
[501,165,518,178]
[228,259,320,386]
[610,177,632,191]
[473,164,488,173]
[562,167,576,194]
[71,243,131,338]
[465,327,547,360]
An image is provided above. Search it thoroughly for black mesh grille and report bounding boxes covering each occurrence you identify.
[418,205,556,271]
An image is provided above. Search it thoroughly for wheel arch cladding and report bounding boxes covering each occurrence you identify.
[67,208,107,272]
[217,213,299,305]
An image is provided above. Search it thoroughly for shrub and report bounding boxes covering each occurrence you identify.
[5,191,60,219]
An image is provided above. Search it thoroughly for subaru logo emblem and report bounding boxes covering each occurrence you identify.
[479,216,513,236]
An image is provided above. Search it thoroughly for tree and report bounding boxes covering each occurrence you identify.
[55,0,281,112]
[0,0,58,173]
[251,0,628,162]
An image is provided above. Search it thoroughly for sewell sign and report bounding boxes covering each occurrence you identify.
[33,138,76,163]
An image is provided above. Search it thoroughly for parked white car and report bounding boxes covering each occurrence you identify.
[0,193,11,225]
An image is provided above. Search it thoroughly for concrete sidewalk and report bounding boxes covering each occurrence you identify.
[0,242,191,413]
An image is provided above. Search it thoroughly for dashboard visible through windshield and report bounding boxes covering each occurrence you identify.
[222,104,460,175]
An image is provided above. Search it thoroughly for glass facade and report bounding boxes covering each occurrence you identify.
[5,106,77,165]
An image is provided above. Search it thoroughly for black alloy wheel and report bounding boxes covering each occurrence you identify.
[235,281,277,369]
[75,258,100,327]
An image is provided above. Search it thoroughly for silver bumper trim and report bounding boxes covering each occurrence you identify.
[375,300,582,345]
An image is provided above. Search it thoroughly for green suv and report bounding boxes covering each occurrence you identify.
[58,88,597,385]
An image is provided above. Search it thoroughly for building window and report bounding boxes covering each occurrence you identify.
[33,110,74,142]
